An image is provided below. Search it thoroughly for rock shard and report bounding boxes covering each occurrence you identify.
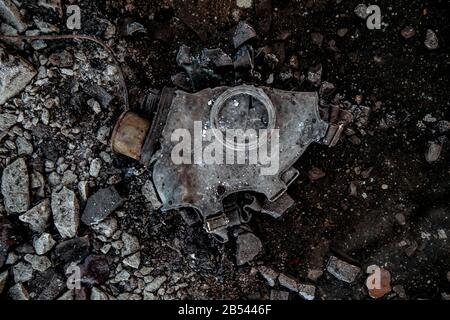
[81,186,124,225]
[0,51,36,105]
[0,0,27,32]
[326,256,361,283]
[1,158,30,213]
[19,199,51,232]
[236,232,262,265]
[51,187,80,238]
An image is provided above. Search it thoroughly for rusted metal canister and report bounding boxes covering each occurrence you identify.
[111,111,150,160]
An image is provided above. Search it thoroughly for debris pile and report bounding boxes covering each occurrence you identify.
[0,0,448,301]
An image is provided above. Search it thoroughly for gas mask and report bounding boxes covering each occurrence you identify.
[111,85,351,242]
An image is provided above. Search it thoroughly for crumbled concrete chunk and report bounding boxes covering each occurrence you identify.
[33,233,56,255]
[0,113,17,140]
[51,187,80,238]
[121,232,140,257]
[0,52,36,105]
[16,136,33,156]
[354,4,369,19]
[115,270,130,282]
[1,158,30,213]
[5,252,19,265]
[236,232,262,265]
[258,266,279,287]
[91,217,118,238]
[424,29,439,50]
[82,186,123,225]
[326,256,361,283]
[78,181,89,202]
[145,276,167,292]
[0,0,27,32]
[89,158,102,177]
[425,142,442,163]
[36,271,67,300]
[24,254,52,272]
[9,283,29,300]
[278,273,299,292]
[298,283,316,300]
[13,261,33,283]
[19,199,51,233]
[123,252,141,269]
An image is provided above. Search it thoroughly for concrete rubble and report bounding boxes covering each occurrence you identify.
[0,113,17,140]
[236,232,262,266]
[326,256,361,283]
[91,217,118,238]
[424,29,439,50]
[0,0,27,33]
[33,233,56,255]
[1,158,30,213]
[19,199,51,232]
[425,142,442,163]
[121,232,140,257]
[51,187,80,238]
[258,266,279,287]
[0,51,36,105]
[81,186,123,225]
[9,283,29,300]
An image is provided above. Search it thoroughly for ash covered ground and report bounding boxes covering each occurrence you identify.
[0,0,450,300]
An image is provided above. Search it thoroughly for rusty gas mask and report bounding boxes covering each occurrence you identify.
[111,85,351,242]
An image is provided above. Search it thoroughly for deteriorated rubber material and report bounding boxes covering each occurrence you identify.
[149,85,328,238]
